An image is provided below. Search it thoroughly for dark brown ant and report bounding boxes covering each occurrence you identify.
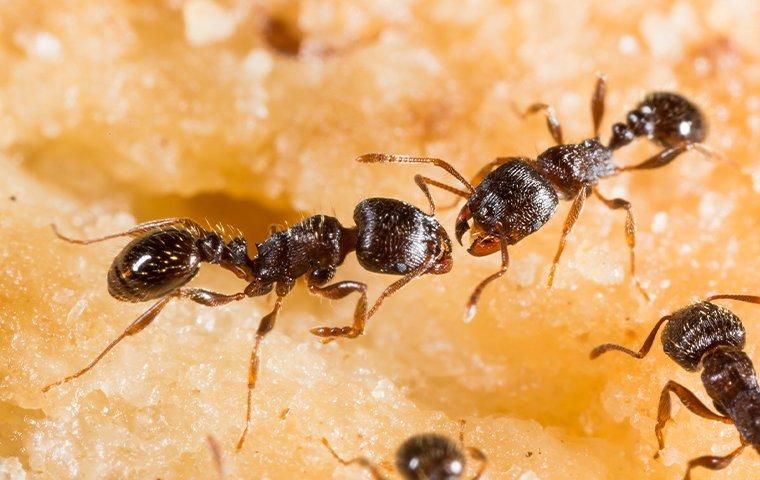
[359,74,716,321]
[591,294,760,480]
[321,423,487,479]
[44,195,452,450]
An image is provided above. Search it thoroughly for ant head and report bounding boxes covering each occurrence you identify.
[396,434,465,480]
[456,159,558,253]
[662,301,746,371]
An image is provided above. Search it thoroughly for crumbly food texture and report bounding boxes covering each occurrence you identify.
[1,1,760,479]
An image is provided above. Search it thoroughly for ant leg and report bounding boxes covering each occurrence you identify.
[42,288,246,392]
[414,174,471,216]
[366,251,439,321]
[593,189,651,300]
[308,280,369,339]
[356,153,474,193]
[320,438,388,480]
[590,315,670,359]
[654,380,732,458]
[467,447,488,480]
[458,419,487,480]
[705,294,760,305]
[620,142,726,172]
[52,217,205,244]
[236,286,289,451]
[465,234,509,322]
[206,435,226,480]
[683,442,747,480]
[516,103,563,144]
[591,73,607,138]
[546,186,591,289]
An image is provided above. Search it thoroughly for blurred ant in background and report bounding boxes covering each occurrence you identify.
[322,421,487,479]
[360,74,716,320]
[592,294,760,480]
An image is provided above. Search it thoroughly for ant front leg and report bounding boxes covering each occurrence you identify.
[547,185,590,289]
[236,281,291,450]
[42,288,247,393]
[516,103,564,145]
[465,234,509,322]
[683,441,747,480]
[654,380,732,458]
[593,189,651,300]
[320,438,389,480]
[52,217,206,244]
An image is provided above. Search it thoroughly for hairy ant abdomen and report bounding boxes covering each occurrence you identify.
[634,92,707,147]
[355,198,452,275]
[662,301,746,371]
[108,228,202,302]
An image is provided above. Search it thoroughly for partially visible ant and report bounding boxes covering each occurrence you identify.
[44,194,452,450]
[321,421,487,479]
[359,74,717,321]
[591,294,760,480]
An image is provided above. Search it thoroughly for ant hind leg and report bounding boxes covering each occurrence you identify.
[236,285,290,451]
[593,189,651,300]
[42,287,246,393]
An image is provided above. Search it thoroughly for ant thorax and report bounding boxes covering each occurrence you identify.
[535,138,616,199]
[251,215,350,285]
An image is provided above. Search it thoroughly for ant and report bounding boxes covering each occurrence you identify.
[44,194,452,450]
[591,294,760,480]
[321,422,487,479]
[358,74,715,321]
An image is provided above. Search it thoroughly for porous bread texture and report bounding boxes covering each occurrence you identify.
[1,0,760,479]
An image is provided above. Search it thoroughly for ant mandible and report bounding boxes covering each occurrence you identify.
[321,422,487,479]
[44,194,452,450]
[591,294,760,480]
[359,74,715,321]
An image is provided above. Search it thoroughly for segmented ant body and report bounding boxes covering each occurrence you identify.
[591,294,760,480]
[45,195,452,450]
[322,428,487,480]
[360,75,713,320]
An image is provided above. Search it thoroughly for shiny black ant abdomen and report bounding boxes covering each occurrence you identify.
[359,75,717,321]
[591,294,760,480]
[45,195,452,450]
[322,426,487,480]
